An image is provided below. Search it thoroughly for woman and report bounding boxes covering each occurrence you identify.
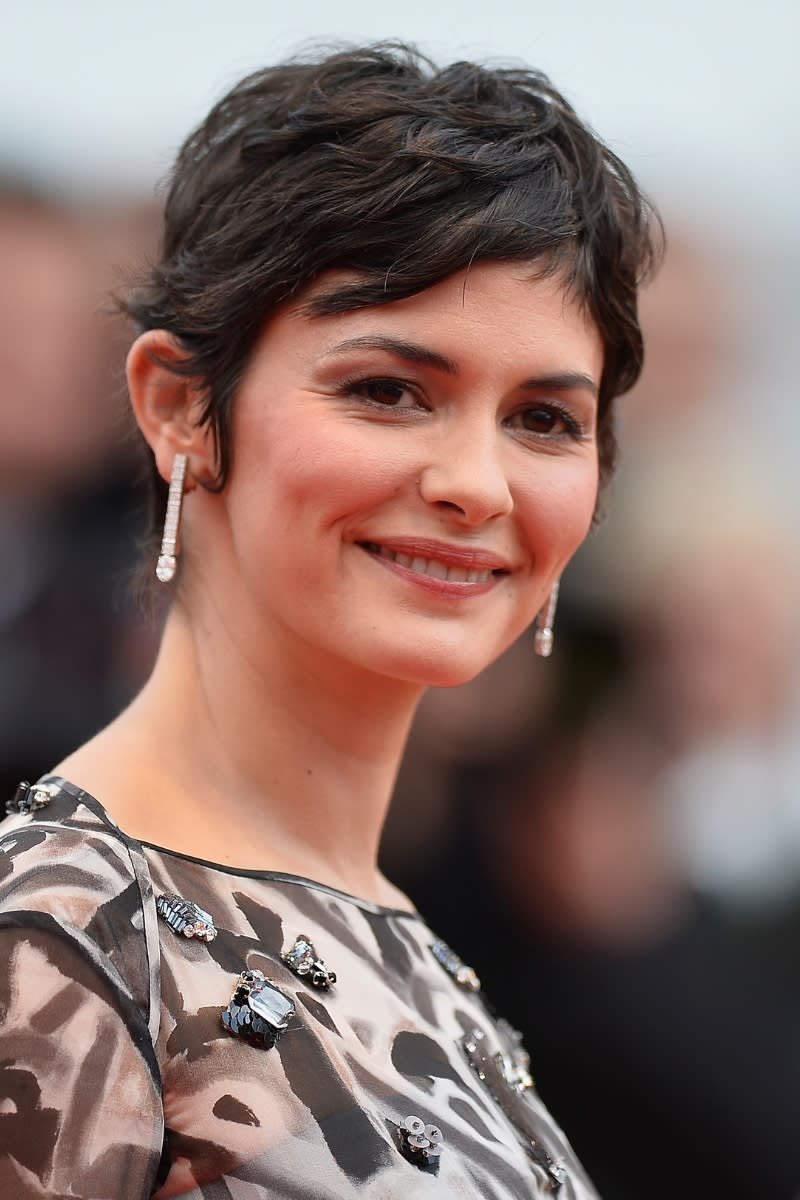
[0,44,657,1198]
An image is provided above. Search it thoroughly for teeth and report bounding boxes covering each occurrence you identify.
[447,566,469,583]
[425,560,449,581]
[369,544,493,583]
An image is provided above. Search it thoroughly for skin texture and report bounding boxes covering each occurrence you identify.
[58,261,602,906]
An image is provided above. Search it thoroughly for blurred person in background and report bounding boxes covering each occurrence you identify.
[625,504,800,918]
[0,180,157,799]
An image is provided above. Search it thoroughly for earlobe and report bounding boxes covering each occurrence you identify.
[126,329,215,485]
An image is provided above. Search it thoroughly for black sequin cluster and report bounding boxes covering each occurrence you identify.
[221,969,295,1050]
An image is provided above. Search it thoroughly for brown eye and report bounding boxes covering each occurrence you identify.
[512,402,583,439]
[522,407,561,433]
[355,378,414,406]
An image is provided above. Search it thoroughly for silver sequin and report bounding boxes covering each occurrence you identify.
[398,1114,444,1168]
[156,893,218,941]
[430,938,481,991]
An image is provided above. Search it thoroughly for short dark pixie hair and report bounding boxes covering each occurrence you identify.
[125,42,659,533]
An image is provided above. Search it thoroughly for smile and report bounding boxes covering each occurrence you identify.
[367,544,492,582]
[358,540,509,595]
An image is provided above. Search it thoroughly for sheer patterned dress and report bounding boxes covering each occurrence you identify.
[0,777,598,1199]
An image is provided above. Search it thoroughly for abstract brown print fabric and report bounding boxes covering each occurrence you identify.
[0,778,598,1198]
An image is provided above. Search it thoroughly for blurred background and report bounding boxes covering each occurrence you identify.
[2,3,799,1197]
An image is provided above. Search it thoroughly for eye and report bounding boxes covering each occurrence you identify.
[510,402,585,439]
[347,376,420,408]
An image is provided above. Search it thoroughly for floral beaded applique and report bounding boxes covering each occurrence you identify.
[282,934,337,989]
[6,781,56,817]
[397,1115,444,1171]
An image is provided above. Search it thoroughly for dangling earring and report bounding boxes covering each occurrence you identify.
[155,453,188,583]
[533,579,560,658]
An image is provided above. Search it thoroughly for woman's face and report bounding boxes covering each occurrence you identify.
[196,261,603,688]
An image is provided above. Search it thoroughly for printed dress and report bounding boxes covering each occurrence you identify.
[0,777,598,1199]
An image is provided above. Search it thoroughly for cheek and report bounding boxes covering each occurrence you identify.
[267,428,415,523]
[518,460,599,560]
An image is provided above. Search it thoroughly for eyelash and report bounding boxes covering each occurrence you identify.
[510,401,588,440]
[340,374,588,440]
[341,375,422,409]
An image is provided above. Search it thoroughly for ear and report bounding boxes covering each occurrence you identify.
[126,329,216,486]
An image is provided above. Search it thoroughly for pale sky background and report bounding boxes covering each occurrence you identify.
[1,0,797,230]
[2,0,799,482]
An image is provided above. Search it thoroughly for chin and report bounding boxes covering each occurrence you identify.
[373,638,509,690]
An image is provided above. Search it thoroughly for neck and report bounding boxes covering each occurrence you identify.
[119,602,423,903]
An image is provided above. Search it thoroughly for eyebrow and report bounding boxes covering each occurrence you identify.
[519,371,599,398]
[321,335,598,397]
[322,335,458,375]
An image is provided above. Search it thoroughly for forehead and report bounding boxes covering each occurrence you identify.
[280,261,603,375]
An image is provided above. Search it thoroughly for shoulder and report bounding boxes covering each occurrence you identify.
[0,776,159,1035]
[1,776,146,926]
[0,780,166,1197]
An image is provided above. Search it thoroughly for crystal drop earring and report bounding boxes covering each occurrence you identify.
[155,453,188,583]
[533,579,560,658]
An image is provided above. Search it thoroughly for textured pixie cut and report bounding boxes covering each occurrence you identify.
[124,42,660,533]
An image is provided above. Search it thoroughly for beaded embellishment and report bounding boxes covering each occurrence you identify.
[6,781,55,817]
[496,1018,535,1093]
[221,969,294,1050]
[462,1028,565,1190]
[397,1115,444,1170]
[156,893,218,942]
[282,934,336,989]
[430,938,481,992]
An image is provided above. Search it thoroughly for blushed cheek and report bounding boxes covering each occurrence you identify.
[523,466,598,563]
[566,476,599,550]
[569,473,600,545]
[278,433,415,516]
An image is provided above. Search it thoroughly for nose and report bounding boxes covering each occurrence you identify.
[418,425,513,525]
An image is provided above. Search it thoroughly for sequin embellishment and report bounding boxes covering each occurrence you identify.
[496,1018,535,1093]
[397,1115,444,1170]
[221,969,294,1050]
[156,893,218,941]
[6,781,55,817]
[430,938,481,991]
[282,934,337,989]
[462,1028,565,1190]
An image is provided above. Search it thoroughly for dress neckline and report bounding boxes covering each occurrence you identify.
[38,774,421,921]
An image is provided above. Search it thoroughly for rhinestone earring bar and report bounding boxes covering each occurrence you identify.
[155,453,188,583]
[533,579,560,658]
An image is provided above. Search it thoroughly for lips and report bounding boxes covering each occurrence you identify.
[357,538,511,588]
[365,544,492,583]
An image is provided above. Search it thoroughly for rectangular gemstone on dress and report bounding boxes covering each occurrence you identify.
[191,903,215,929]
[250,982,294,1030]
